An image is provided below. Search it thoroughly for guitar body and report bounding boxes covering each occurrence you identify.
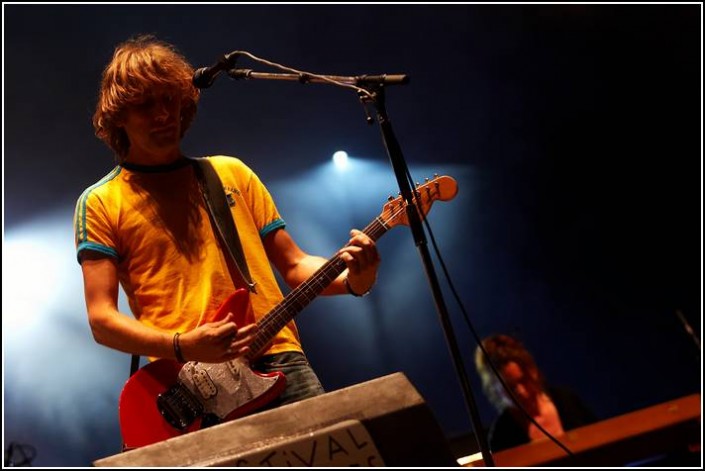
[119,290,287,450]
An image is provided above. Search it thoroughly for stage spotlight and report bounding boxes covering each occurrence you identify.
[332,150,349,170]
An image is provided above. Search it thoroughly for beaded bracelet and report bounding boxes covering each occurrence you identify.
[345,276,371,297]
[173,332,186,363]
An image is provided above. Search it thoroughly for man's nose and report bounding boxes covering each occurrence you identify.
[153,99,171,122]
[154,104,169,122]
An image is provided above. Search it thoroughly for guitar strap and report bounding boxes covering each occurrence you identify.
[191,157,257,293]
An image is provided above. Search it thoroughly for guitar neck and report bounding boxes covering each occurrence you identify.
[246,215,390,359]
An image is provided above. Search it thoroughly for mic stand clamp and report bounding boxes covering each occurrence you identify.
[358,89,377,125]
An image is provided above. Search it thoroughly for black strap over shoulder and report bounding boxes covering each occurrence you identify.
[191,157,257,293]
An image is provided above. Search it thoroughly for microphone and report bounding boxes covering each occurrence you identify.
[192,52,240,89]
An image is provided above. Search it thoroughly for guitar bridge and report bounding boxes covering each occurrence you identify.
[157,383,204,430]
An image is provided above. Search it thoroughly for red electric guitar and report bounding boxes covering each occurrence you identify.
[119,175,458,449]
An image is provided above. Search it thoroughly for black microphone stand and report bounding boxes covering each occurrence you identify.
[218,61,494,466]
[359,84,494,467]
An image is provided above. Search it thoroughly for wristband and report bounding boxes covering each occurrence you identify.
[173,332,186,363]
[345,276,371,297]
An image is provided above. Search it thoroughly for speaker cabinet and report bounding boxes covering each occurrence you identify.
[94,372,458,467]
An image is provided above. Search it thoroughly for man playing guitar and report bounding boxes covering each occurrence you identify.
[75,35,380,448]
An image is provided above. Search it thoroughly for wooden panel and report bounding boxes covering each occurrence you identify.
[466,393,701,467]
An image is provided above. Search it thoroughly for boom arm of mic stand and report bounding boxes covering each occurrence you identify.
[365,85,496,467]
[227,69,408,86]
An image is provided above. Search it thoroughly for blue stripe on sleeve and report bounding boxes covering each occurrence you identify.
[260,218,286,238]
[76,241,119,264]
[75,167,122,243]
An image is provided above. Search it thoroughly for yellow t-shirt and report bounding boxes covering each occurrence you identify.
[74,155,302,356]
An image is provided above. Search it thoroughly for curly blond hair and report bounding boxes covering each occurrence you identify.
[93,35,199,159]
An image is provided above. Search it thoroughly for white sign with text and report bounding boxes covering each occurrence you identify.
[231,419,385,467]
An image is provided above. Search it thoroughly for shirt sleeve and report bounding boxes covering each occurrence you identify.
[73,180,120,264]
[210,156,286,237]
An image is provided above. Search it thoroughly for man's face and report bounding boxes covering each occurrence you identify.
[500,361,543,413]
[121,86,182,161]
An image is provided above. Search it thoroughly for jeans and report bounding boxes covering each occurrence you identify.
[252,351,326,408]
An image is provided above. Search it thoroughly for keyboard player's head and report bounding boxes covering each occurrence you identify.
[474,333,597,451]
[475,334,545,414]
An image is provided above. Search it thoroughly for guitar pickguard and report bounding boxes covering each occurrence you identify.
[177,358,281,419]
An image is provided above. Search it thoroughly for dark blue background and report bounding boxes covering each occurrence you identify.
[3,4,701,466]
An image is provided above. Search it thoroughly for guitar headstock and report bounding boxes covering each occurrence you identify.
[379,175,458,228]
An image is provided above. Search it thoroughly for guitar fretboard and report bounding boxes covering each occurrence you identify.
[246,216,389,359]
